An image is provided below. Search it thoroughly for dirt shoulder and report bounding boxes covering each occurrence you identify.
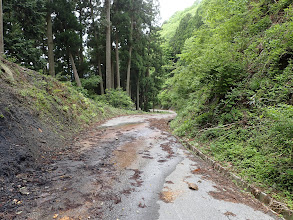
[0,58,129,218]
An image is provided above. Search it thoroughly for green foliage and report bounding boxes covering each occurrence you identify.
[97,89,134,110]
[80,75,101,96]
[161,0,293,207]
[3,0,47,71]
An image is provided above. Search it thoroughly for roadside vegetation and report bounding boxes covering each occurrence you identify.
[159,0,293,209]
[0,58,132,178]
[0,0,292,215]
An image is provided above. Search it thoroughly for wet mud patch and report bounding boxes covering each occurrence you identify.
[160,143,175,158]
[112,140,144,169]
[129,169,143,187]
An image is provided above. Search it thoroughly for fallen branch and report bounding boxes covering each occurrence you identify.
[197,123,237,133]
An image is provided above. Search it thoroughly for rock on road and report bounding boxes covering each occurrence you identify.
[19,112,277,220]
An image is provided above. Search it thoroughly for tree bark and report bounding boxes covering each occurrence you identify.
[0,0,4,55]
[98,56,105,95]
[136,77,140,110]
[78,8,84,74]
[144,68,150,111]
[105,0,112,90]
[69,52,82,87]
[115,35,120,89]
[46,10,55,77]
[111,60,115,89]
[126,15,134,95]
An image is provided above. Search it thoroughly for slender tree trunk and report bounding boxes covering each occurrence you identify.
[115,35,120,89]
[90,0,104,95]
[136,77,140,110]
[46,11,55,77]
[144,68,150,111]
[78,8,84,74]
[111,60,115,89]
[0,0,4,55]
[98,56,105,95]
[126,15,134,95]
[105,0,112,90]
[69,52,82,87]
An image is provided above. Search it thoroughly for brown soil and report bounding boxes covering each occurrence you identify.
[148,118,172,133]
[159,189,182,203]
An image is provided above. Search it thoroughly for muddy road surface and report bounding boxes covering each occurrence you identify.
[4,112,278,220]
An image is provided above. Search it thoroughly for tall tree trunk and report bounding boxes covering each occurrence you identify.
[136,77,140,110]
[111,60,115,89]
[46,11,55,77]
[90,0,104,95]
[0,0,4,55]
[78,8,84,73]
[98,56,105,95]
[69,52,82,87]
[105,0,112,90]
[126,15,134,95]
[144,68,150,111]
[115,35,120,89]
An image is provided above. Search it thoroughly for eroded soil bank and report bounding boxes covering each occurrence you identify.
[1,112,279,219]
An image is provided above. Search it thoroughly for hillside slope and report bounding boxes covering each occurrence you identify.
[160,2,199,41]
[159,0,293,213]
[0,58,127,179]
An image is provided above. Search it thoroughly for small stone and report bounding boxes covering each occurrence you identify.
[19,187,30,195]
[187,182,198,191]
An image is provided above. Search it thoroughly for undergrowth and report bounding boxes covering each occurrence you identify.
[0,59,131,134]
[171,104,293,209]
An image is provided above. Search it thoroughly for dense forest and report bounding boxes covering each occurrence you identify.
[159,0,293,209]
[1,0,164,111]
[0,0,292,213]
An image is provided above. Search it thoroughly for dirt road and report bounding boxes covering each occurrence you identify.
[6,112,278,220]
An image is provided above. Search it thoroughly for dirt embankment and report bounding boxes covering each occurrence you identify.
[0,58,123,216]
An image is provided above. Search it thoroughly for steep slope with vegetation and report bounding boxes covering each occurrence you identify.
[0,57,130,180]
[160,2,200,41]
[160,0,293,210]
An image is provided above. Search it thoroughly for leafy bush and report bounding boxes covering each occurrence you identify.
[96,89,134,110]
[80,75,101,96]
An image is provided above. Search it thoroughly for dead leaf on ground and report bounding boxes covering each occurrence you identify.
[191,168,201,174]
